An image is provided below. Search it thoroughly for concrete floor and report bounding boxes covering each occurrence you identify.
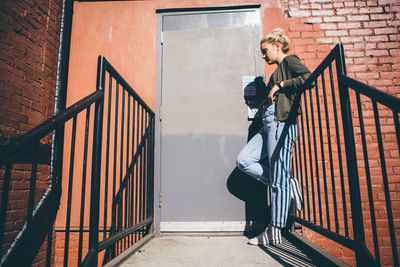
[120,234,318,267]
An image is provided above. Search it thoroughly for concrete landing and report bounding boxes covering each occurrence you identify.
[120,234,319,267]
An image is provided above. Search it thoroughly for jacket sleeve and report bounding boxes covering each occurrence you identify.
[281,55,311,94]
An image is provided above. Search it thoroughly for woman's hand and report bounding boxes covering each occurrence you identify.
[268,82,283,105]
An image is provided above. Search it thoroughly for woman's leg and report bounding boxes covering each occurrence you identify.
[236,130,270,185]
[267,121,299,228]
[247,122,298,246]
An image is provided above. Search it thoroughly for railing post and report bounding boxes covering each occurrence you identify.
[87,56,106,266]
[335,44,374,266]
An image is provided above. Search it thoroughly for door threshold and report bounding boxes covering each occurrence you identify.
[160,221,265,233]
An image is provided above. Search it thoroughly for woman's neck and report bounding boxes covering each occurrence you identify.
[276,53,288,65]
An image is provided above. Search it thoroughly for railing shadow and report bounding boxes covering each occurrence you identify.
[258,241,319,267]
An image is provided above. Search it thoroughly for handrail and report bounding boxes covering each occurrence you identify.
[0,56,155,267]
[0,90,103,165]
[0,90,104,267]
[289,43,400,267]
[299,44,340,93]
[342,75,400,112]
[81,56,155,266]
[102,58,154,116]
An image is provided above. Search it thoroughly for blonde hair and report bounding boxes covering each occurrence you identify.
[260,28,291,53]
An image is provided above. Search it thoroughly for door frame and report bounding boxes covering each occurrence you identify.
[154,5,262,234]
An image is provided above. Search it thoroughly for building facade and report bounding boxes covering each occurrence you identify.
[0,0,399,266]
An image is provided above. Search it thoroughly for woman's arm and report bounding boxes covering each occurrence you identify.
[280,55,311,94]
[267,83,281,105]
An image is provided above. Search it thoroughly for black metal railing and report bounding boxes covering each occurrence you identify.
[0,56,155,267]
[289,43,400,267]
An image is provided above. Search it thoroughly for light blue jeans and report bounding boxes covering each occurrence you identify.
[236,103,298,228]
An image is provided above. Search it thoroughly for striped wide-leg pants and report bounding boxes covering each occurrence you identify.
[236,113,299,228]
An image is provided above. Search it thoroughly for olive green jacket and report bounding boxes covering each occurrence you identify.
[267,54,312,122]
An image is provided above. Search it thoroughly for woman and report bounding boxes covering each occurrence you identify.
[236,28,310,245]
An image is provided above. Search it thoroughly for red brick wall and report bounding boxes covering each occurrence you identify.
[0,0,62,145]
[281,0,400,97]
[0,1,62,266]
[278,0,400,266]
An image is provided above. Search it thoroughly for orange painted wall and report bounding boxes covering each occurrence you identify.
[57,0,283,228]
[65,1,157,109]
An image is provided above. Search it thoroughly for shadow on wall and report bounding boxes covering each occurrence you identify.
[226,116,270,232]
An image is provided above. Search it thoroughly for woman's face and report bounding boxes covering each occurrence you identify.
[260,42,279,65]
